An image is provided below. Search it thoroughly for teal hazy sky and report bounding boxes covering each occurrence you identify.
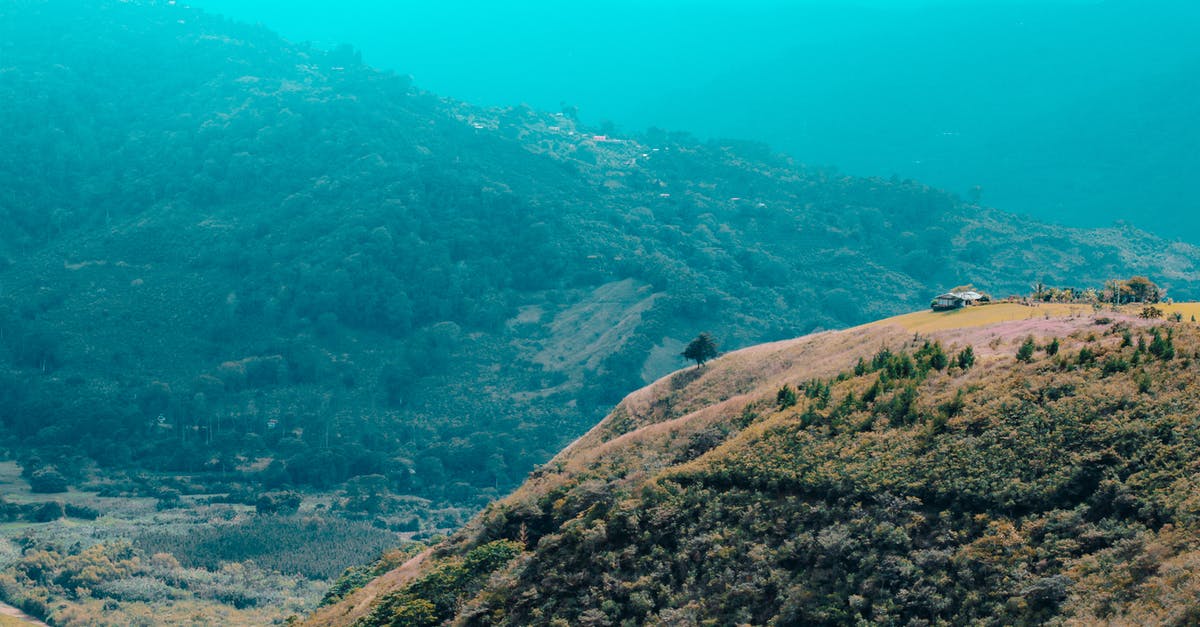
[188,0,1200,239]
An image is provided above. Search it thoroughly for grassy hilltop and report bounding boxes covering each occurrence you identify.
[316,303,1200,626]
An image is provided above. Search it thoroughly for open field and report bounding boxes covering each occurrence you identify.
[865,301,1199,334]
[1158,301,1200,321]
[866,302,1098,333]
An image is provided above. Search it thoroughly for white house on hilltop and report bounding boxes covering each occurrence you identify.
[932,290,985,311]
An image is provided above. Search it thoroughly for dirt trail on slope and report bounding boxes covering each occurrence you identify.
[0,602,49,626]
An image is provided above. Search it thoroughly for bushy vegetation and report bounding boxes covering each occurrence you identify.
[0,485,440,625]
[320,544,426,607]
[358,540,524,627]
[346,319,1200,625]
[0,457,430,625]
[0,535,326,625]
[0,495,91,524]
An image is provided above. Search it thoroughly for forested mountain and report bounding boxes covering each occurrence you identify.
[317,305,1200,625]
[3,0,1200,516]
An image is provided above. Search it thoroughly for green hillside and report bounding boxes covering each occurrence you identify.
[319,307,1200,625]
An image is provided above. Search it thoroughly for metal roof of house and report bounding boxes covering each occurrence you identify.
[935,291,984,301]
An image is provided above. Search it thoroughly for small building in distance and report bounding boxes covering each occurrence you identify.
[932,290,985,311]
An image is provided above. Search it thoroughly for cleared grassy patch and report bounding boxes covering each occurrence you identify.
[1158,302,1200,321]
[0,611,43,627]
[863,301,1200,335]
[866,302,1096,333]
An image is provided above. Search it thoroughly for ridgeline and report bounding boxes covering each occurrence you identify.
[317,305,1200,625]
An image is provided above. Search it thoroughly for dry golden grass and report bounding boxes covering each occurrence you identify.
[864,301,1200,335]
[865,302,1097,333]
[0,610,45,627]
[1157,301,1200,321]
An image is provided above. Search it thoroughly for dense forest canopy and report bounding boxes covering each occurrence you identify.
[2,0,1200,517]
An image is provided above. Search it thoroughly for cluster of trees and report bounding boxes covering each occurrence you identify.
[0,496,97,524]
[1107,276,1163,304]
[254,491,302,516]
[1028,276,1164,304]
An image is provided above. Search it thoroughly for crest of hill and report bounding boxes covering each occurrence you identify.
[317,304,1200,626]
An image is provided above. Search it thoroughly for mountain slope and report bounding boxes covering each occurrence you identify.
[4,0,1200,521]
[321,304,1200,626]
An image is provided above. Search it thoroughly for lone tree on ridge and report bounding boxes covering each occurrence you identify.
[682,333,719,369]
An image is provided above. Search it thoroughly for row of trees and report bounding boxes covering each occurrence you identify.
[1028,276,1162,304]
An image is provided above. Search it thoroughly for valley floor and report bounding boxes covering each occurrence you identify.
[0,460,437,626]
